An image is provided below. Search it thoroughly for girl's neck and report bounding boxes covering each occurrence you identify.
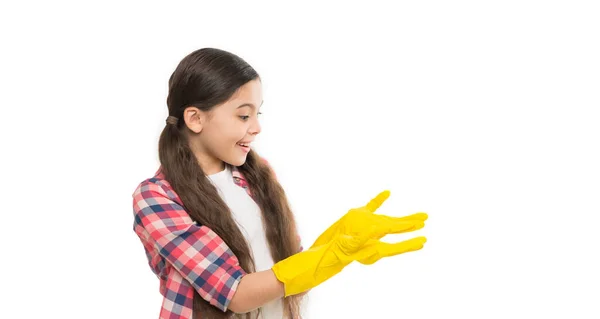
[195,153,225,175]
[202,160,226,176]
[189,139,226,175]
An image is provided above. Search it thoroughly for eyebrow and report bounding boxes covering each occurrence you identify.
[237,101,264,109]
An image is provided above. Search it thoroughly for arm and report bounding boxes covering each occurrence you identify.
[230,157,306,313]
[133,180,246,312]
[228,269,284,313]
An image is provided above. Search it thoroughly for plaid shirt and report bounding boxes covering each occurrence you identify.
[132,162,302,319]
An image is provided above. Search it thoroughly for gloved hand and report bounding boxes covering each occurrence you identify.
[271,190,427,297]
[310,190,428,264]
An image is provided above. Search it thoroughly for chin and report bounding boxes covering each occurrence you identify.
[226,156,247,167]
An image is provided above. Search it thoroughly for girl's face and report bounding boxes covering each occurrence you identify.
[186,79,263,174]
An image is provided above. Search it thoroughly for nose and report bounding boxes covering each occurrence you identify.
[249,117,262,136]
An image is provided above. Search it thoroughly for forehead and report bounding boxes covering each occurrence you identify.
[225,79,263,110]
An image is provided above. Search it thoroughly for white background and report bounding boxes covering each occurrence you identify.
[1,1,599,318]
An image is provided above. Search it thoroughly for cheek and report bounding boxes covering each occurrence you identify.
[228,122,249,140]
[218,123,247,144]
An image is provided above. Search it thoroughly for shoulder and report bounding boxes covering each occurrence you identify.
[132,167,180,204]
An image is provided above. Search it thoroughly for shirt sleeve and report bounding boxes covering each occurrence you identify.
[133,180,246,312]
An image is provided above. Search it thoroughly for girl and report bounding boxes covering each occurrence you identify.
[132,48,428,319]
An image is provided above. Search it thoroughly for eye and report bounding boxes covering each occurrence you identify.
[239,112,262,121]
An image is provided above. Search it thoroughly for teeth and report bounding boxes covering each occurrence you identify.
[238,143,249,147]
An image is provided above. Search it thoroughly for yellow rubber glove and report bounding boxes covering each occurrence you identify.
[271,190,427,297]
[310,190,429,264]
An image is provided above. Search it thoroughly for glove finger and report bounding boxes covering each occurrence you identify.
[355,237,427,264]
[371,218,425,238]
[337,232,373,254]
[357,254,379,265]
[365,190,391,213]
[378,236,427,258]
[347,238,380,263]
[354,239,382,265]
[389,212,428,222]
[375,212,428,223]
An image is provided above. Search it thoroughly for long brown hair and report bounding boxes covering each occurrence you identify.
[158,48,303,318]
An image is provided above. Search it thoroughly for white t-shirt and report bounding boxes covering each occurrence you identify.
[204,164,284,319]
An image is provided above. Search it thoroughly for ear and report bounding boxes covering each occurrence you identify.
[183,106,206,134]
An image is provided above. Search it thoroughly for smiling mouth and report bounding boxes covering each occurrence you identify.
[237,142,251,152]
